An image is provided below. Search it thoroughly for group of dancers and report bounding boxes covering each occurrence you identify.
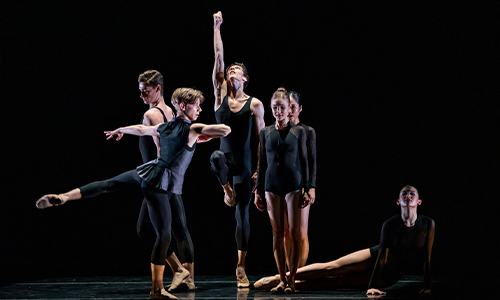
[36,11,435,300]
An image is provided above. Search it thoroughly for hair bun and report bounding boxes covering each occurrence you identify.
[276,87,287,93]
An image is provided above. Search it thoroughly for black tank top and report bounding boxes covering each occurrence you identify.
[215,95,253,172]
[139,107,169,163]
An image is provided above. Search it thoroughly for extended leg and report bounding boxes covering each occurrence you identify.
[283,190,303,292]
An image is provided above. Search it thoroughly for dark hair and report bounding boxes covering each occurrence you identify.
[171,88,205,112]
[289,91,301,106]
[226,62,249,89]
[138,70,164,96]
[401,185,419,196]
[271,87,290,104]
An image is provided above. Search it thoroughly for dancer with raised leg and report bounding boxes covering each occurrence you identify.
[36,71,195,292]
[254,88,312,294]
[254,185,435,296]
[210,10,265,287]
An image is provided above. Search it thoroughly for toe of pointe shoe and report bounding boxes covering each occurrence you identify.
[284,286,295,293]
[36,195,63,209]
[168,269,190,292]
[224,195,236,207]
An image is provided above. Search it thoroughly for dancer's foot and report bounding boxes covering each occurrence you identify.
[254,275,280,290]
[284,284,295,293]
[168,277,195,292]
[236,266,249,288]
[150,288,177,299]
[36,194,65,209]
[168,268,190,292]
[223,182,236,207]
[270,281,286,294]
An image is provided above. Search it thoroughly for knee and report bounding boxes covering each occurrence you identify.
[290,227,302,242]
[210,150,226,166]
[272,228,286,239]
[157,230,171,244]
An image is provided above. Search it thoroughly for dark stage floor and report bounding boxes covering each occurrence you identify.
[0,275,494,299]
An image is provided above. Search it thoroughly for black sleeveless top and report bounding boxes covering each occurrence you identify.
[215,95,253,173]
[139,107,169,163]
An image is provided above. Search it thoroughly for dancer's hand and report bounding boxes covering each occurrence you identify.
[251,171,258,192]
[308,188,316,204]
[254,192,265,211]
[104,129,124,141]
[196,134,213,143]
[213,11,223,28]
[366,288,386,298]
[300,190,311,208]
[419,288,431,295]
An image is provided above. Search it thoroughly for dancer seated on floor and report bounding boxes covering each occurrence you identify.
[36,71,195,292]
[254,185,435,297]
[39,88,231,300]
[254,87,313,294]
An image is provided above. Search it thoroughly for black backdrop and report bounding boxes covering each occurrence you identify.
[1,0,498,284]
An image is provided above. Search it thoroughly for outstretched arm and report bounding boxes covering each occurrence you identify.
[104,124,160,141]
[213,11,226,110]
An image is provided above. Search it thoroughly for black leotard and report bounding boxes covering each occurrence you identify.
[368,214,435,289]
[256,123,310,195]
[211,95,254,251]
[297,122,317,189]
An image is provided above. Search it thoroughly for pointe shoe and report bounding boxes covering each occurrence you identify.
[150,288,177,299]
[168,278,195,292]
[36,195,64,209]
[270,282,286,294]
[223,183,236,207]
[254,275,279,290]
[236,267,249,288]
[168,268,190,292]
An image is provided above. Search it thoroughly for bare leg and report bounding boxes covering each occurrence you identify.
[254,249,372,290]
[166,253,190,292]
[150,263,177,299]
[265,192,287,288]
[283,190,303,292]
[36,188,82,209]
[236,250,249,287]
[284,203,310,269]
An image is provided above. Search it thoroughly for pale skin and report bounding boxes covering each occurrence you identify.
[105,98,231,296]
[255,186,435,297]
[35,82,195,290]
[254,97,311,292]
[212,11,265,269]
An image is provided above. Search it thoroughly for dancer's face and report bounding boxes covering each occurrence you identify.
[227,65,247,83]
[397,186,421,208]
[271,98,290,122]
[288,96,302,124]
[181,98,202,121]
[139,82,161,105]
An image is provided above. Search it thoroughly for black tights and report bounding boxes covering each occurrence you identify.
[78,170,193,263]
[210,150,252,251]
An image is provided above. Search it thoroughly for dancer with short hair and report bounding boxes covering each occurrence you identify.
[210,10,265,287]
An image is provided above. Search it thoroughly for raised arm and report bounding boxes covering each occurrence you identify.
[421,219,435,294]
[104,124,160,141]
[213,11,227,110]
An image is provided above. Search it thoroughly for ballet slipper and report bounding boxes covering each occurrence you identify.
[236,266,249,287]
[270,282,286,294]
[36,195,64,209]
[149,288,177,299]
[167,268,190,292]
[254,275,279,290]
